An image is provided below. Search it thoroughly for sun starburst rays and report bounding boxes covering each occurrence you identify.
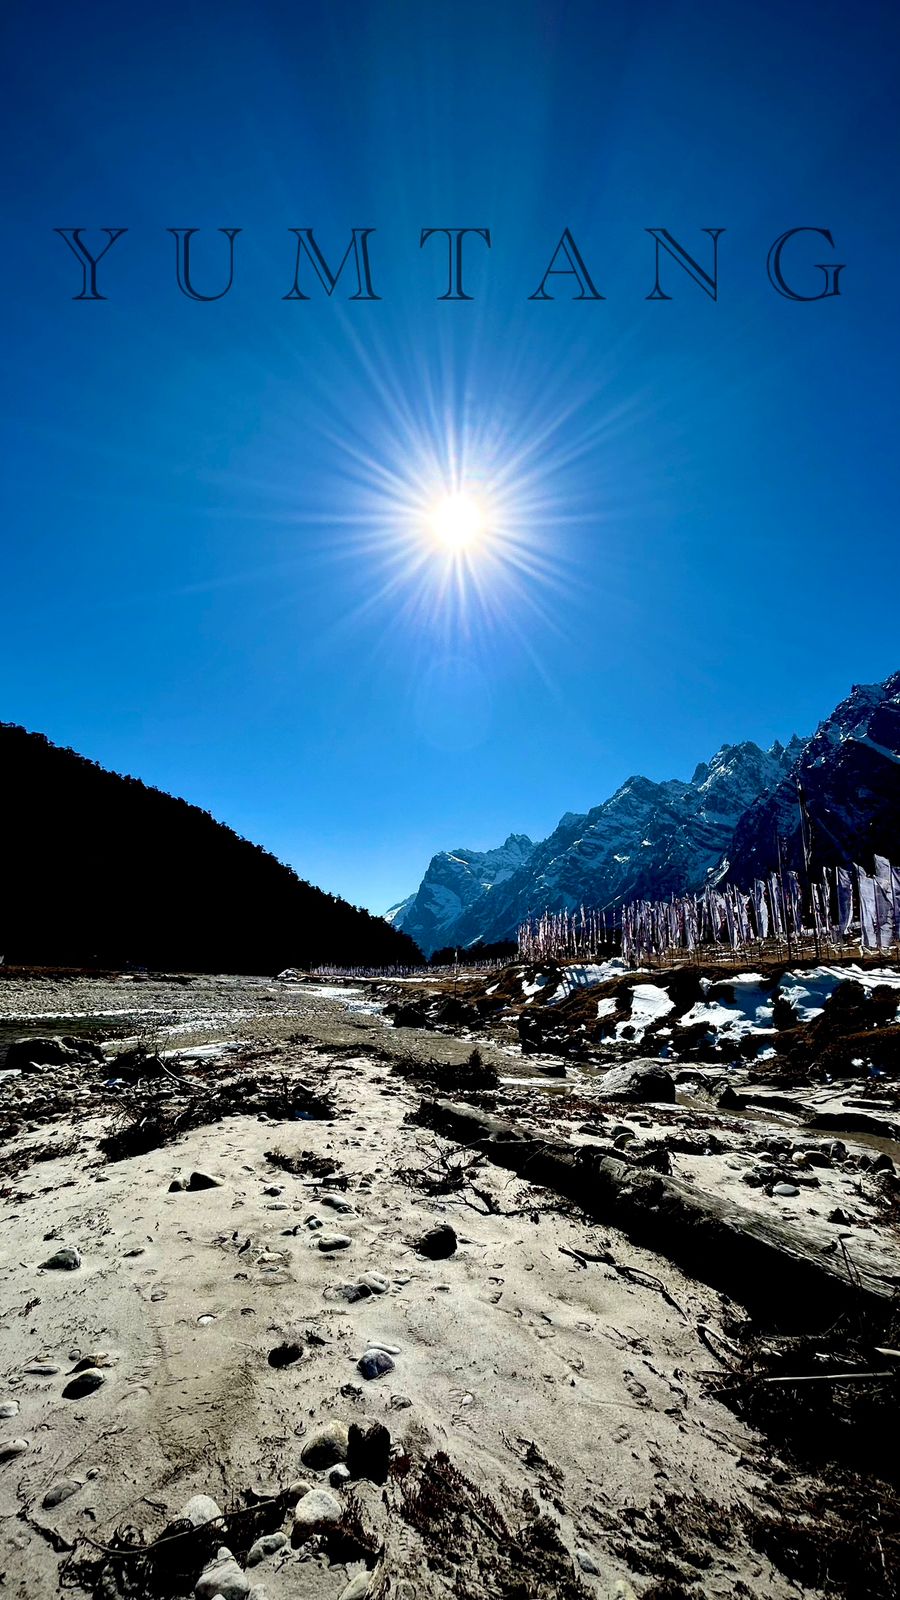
[318,420,577,656]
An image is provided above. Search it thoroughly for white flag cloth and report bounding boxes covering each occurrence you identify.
[813,882,828,938]
[545,851,894,970]
[858,869,879,950]
[836,867,854,935]
[769,874,785,937]
[874,855,893,892]
[874,880,895,949]
[754,880,770,938]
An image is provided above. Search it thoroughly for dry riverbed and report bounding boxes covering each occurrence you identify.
[0,972,898,1599]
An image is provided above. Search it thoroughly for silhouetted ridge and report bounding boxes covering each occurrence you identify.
[0,724,423,972]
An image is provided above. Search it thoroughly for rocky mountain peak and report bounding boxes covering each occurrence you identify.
[388,671,899,955]
[725,671,900,884]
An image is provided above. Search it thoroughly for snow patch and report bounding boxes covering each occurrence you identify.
[550,960,626,1000]
[521,974,550,998]
[616,983,675,1041]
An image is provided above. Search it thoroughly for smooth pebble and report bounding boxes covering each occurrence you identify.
[291,1488,342,1543]
[39,1246,82,1271]
[357,1350,395,1380]
[180,1494,223,1528]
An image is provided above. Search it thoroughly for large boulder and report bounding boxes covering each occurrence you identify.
[433,997,480,1028]
[392,1003,430,1029]
[60,1034,105,1059]
[4,1036,78,1069]
[594,1060,676,1104]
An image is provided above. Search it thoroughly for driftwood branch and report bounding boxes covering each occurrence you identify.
[558,1244,687,1318]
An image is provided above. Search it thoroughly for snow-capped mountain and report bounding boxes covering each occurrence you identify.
[388,672,900,955]
[390,740,803,954]
[387,833,535,956]
[722,672,900,884]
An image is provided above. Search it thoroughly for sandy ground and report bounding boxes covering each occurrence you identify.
[0,975,896,1599]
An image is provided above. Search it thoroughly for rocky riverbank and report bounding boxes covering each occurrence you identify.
[0,970,898,1599]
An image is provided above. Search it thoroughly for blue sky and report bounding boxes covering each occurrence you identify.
[2,0,898,914]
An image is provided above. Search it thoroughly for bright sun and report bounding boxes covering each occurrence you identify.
[427,490,486,552]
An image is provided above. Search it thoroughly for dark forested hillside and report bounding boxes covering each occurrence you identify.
[0,724,423,972]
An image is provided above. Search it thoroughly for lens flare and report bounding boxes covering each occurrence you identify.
[427,490,486,551]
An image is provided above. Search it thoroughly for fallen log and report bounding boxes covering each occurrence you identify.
[419,1097,899,1326]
